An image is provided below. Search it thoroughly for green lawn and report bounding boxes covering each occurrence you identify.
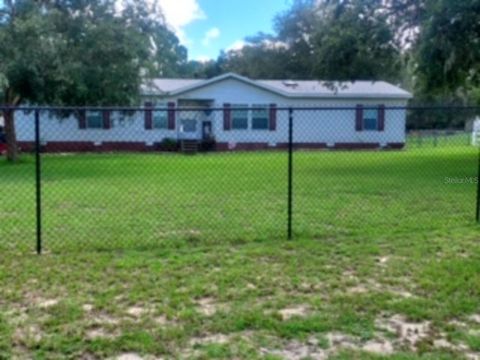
[1,146,480,359]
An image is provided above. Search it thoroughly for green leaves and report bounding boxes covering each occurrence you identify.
[216,0,401,82]
[0,0,186,106]
[415,0,480,103]
[310,3,400,82]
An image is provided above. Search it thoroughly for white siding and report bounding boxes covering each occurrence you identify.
[15,77,408,147]
[165,78,408,146]
[16,111,177,145]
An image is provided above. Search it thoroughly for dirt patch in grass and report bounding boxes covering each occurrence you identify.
[449,319,468,328]
[82,304,94,312]
[326,332,358,350]
[388,288,415,299]
[181,332,255,359]
[362,339,394,354]
[86,327,117,340]
[377,256,390,266]
[114,354,149,360]
[346,278,414,299]
[12,324,43,345]
[261,333,360,359]
[153,315,170,326]
[189,333,230,346]
[432,338,469,352]
[261,337,328,360]
[126,306,150,318]
[37,299,60,309]
[261,312,480,359]
[278,304,310,320]
[90,312,121,326]
[195,297,227,317]
[246,283,257,290]
[112,353,166,360]
[347,284,370,295]
[342,270,359,281]
[376,314,431,350]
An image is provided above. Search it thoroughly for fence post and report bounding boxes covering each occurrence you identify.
[476,147,480,223]
[288,108,294,240]
[35,109,42,255]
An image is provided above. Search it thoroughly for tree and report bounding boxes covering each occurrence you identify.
[180,57,225,79]
[273,0,318,78]
[0,0,186,162]
[310,0,401,82]
[220,34,290,79]
[414,0,480,103]
[217,0,401,82]
[0,0,66,162]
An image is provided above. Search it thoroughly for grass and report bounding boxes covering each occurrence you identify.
[1,144,480,359]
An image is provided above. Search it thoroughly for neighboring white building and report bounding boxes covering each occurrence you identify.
[472,117,480,146]
[15,73,412,152]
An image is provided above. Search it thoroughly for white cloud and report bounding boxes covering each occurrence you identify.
[157,0,206,44]
[262,39,289,50]
[202,27,221,46]
[226,40,248,52]
[225,39,288,53]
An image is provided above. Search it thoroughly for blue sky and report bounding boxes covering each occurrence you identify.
[0,0,291,61]
[159,0,292,61]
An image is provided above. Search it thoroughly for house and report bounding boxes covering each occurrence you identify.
[15,73,412,152]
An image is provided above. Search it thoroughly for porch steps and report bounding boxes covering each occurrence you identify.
[181,140,199,154]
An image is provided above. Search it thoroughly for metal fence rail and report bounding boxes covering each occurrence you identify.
[0,106,479,253]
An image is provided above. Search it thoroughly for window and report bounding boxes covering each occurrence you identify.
[153,109,168,129]
[87,111,103,129]
[252,105,269,130]
[363,109,379,131]
[181,119,197,133]
[232,104,248,130]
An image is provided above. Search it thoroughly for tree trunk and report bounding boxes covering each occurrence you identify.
[4,109,19,163]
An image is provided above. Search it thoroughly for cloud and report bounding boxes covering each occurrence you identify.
[225,39,288,53]
[226,40,248,52]
[261,39,289,50]
[202,27,221,46]
[157,0,206,44]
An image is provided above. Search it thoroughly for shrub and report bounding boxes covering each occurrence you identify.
[159,138,179,152]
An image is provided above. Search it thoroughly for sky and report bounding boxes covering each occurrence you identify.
[158,0,292,61]
[0,0,291,61]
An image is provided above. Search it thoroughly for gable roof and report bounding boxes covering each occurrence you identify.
[141,73,412,100]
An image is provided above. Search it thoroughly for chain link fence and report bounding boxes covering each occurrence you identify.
[1,106,479,253]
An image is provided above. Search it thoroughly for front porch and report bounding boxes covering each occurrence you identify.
[177,99,215,141]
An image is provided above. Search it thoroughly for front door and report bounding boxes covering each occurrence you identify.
[202,121,212,140]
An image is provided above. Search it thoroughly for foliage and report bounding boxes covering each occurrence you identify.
[0,0,187,161]
[159,137,179,152]
[415,0,480,102]
[0,0,187,106]
[215,0,401,82]
[310,1,400,82]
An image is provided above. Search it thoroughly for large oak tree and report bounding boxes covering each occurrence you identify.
[0,0,187,162]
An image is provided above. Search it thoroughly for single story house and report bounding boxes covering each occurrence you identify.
[15,72,412,152]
